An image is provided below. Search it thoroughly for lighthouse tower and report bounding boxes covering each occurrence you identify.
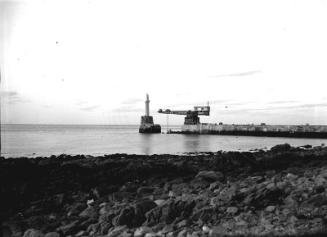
[145,94,150,116]
[139,94,161,133]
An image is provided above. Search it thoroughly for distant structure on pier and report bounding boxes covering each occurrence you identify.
[139,94,161,133]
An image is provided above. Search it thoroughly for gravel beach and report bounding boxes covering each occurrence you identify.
[1,144,327,237]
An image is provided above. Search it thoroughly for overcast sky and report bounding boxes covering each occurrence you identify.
[1,0,327,125]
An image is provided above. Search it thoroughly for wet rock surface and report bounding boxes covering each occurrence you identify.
[1,144,327,236]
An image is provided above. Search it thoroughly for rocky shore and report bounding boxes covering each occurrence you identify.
[1,144,327,237]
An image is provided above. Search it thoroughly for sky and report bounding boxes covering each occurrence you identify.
[1,0,327,125]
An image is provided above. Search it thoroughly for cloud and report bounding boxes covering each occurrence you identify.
[175,92,191,97]
[210,99,250,106]
[288,103,327,109]
[76,100,88,106]
[210,99,233,104]
[231,102,327,112]
[1,90,28,104]
[209,70,261,78]
[121,98,143,105]
[42,104,53,108]
[113,106,144,113]
[80,105,100,111]
[267,100,298,105]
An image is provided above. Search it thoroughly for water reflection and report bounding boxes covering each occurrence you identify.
[183,135,200,152]
[140,134,153,155]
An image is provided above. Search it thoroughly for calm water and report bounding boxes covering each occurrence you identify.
[1,124,327,158]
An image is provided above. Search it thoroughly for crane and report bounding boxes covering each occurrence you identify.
[158,103,210,125]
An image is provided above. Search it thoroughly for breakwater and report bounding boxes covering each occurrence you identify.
[171,124,327,138]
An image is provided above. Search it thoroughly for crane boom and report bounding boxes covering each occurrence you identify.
[158,106,210,116]
[157,105,210,125]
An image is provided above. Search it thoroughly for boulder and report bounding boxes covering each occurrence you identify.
[191,207,215,222]
[133,199,157,226]
[44,233,60,237]
[226,206,238,215]
[154,199,165,206]
[23,229,44,237]
[271,143,291,152]
[79,206,98,219]
[177,229,188,237]
[265,205,276,212]
[67,202,87,217]
[302,193,327,207]
[145,198,195,226]
[209,181,222,191]
[56,220,80,236]
[107,226,128,237]
[113,206,135,227]
[134,226,153,237]
[137,186,156,196]
[209,226,227,237]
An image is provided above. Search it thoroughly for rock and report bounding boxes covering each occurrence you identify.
[137,186,155,195]
[191,207,215,222]
[107,226,128,237]
[320,169,327,179]
[113,206,135,227]
[154,199,165,206]
[23,229,44,237]
[314,185,325,193]
[75,230,87,237]
[209,181,222,191]
[1,223,22,237]
[282,208,291,216]
[286,173,298,180]
[79,206,98,219]
[202,225,211,233]
[189,231,201,237]
[44,233,60,237]
[121,231,133,237]
[209,226,227,237]
[302,193,327,207]
[144,233,156,237]
[99,203,111,216]
[226,206,238,215]
[166,232,175,237]
[56,220,79,236]
[99,222,112,235]
[87,199,94,206]
[271,143,291,152]
[134,226,153,237]
[266,182,276,190]
[168,191,175,198]
[315,176,326,186]
[134,199,157,215]
[177,229,188,237]
[145,198,195,226]
[196,171,224,182]
[67,202,87,217]
[177,219,188,228]
[265,205,276,212]
[86,223,100,235]
[160,224,174,234]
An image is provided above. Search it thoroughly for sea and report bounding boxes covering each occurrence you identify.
[1,124,327,158]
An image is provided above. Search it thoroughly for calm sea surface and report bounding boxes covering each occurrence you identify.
[1,124,327,158]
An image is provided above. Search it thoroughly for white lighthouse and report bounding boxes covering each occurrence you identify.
[145,94,150,116]
[139,94,161,133]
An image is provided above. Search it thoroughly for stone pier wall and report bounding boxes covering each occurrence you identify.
[180,124,327,138]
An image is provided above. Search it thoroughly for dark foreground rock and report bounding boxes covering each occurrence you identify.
[1,144,327,236]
